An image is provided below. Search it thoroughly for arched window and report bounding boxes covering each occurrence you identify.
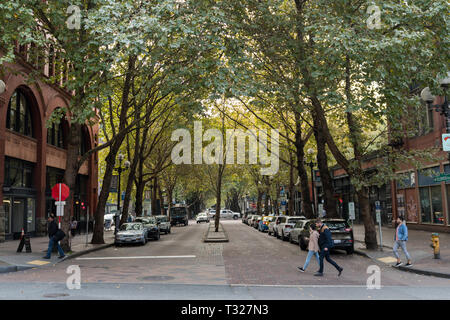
[6,89,33,137]
[47,109,66,149]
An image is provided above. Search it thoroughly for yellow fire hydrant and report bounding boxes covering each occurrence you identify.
[431,233,440,259]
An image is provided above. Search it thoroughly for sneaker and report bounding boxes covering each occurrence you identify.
[297,267,305,272]
[394,262,403,267]
[314,272,323,277]
[405,262,413,267]
[42,256,50,259]
[338,268,343,276]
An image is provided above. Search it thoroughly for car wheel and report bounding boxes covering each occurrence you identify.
[268,230,272,236]
[141,238,146,245]
[346,247,354,255]
[168,228,171,234]
[289,234,293,243]
[299,237,307,251]
[276,231,280,239]
[282,231,287,241]
[154,232,160,241]
[233,215,238,220]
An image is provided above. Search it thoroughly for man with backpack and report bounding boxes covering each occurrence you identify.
[314,218,343,277]
[43,214,66,259]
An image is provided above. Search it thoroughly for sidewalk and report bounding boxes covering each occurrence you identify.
[0,231,115,274]
[352,224,450,278]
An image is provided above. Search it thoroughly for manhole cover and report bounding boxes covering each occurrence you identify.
[43,293,69,298]
[139,276,175,281]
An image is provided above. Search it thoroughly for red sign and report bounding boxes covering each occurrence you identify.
[52,183,70,201]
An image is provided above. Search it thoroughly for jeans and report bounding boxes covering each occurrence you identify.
[318,249,342,273]
[45,236,65,258]
[303,250,320,270]
[393,240,411,260]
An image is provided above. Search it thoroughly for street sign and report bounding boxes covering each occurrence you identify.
[110,175,118,192]
[55,201,66,216]
[349,202,355,220]
[433,173,450,182]
[51,183,69,201]
[376,209,381,223]
[442,134,450,151]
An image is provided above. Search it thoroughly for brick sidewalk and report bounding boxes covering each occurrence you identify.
[352,224,450,278]
[0,231,114,273]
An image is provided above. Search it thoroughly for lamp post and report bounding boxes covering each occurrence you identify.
[113,153,130,234]
[306,148,317,217]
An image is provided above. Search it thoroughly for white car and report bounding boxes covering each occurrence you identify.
[219,209,240,220]
[196,213,210,223]
[275,216,305,241]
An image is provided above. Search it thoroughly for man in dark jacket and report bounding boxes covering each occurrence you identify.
[315,218,343,277]
[43,214,65,259]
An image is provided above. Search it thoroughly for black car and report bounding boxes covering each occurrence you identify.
[170,206,189,226]
[135,217,160,240]
[298,219,354,254]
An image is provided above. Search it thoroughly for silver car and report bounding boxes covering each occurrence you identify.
[268,216,283,236]
[288,219,308,244]
[155,215,171,234]
[275,216,304,241]
[115,222,147,246]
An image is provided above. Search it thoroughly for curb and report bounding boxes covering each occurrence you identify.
[203,222,229,243]
[0,265,34,274]
[354,248,450,279]
[59,242,115,263]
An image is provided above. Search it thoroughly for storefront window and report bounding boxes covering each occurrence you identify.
[4,157,34,188]
[6,89,34,137]
[2,199,11,234]
[419,187,431,223]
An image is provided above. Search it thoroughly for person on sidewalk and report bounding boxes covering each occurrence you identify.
[70,217,78,237]
[298,224,320,272]
[43,214,66,259]
[393,216,412,267]
[314,218,343,277]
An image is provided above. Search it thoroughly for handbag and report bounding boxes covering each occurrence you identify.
[54,229,66,241]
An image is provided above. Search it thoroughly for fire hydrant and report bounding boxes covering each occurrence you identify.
[431,233,440,259]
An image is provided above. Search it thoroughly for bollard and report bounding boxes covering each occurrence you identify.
[431,233,440,259]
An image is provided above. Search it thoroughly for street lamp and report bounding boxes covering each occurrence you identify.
[306,148,317,217]
[114,153,130,234]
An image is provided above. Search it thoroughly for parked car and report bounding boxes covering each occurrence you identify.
[298,219,354,254]
[196,212,210,223]
[208,209,216,219]
[288,219,309,244]
[115,222,148,245]
[275,216,305,241]
[135,217,160,240]
[268,216,282,236]
[252,216,262,229]
[258,216,276,232]
[170,206,189,226]
[248,215,259,227]
[155,215,171,234]
[242,213,249,224]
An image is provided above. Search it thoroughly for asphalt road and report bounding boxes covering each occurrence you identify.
[0,220,449,300]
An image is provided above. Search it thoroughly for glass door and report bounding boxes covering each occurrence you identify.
[2,198,12,234]
[12,198,26,233]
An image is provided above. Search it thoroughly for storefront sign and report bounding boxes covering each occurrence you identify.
[433,173,450,182]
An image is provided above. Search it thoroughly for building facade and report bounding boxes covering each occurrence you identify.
[0,43,98,241]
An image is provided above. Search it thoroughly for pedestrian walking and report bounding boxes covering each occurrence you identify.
[314,218,343,277]
[70,217,78,237]
[393,216,412,267]
[43,214,66,259]
[297,224,320,272]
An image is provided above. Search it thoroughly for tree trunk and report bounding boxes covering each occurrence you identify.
[256,189,263,215]
[60,122,82,251]
[357,188,378,249]
[159,184,165,215]
[312,111,338,218]
[135,178,145,217]
[215,171,222,232]
[151,177,157,215]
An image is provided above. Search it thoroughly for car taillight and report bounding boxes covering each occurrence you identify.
[285,225,291,229]
[345,228,352,232]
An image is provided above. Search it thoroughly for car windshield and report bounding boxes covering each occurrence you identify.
[287,218,301,223]
[135,218,149,224]
[146,217,156,224]
[325,221,349,230]
[156,216,167,222]
[120,223,142,231]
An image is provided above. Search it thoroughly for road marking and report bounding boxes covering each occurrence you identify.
[377,257,398,263]
[27,260,51,266]
[230,284,386,288]
[76,255,196,260]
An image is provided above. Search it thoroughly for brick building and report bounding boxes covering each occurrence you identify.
[0,43,98,241]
